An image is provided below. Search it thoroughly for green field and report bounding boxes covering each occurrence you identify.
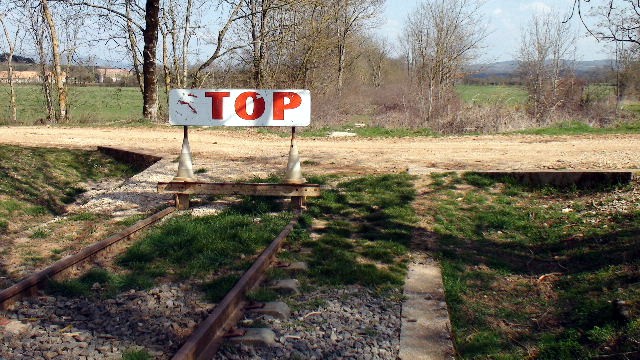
[1,84,528,124]
[0,85,167,125]
[455,85,528,106]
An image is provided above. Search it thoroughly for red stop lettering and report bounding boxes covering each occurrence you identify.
[273,92,302,120]
[235,92,266,120]
[204,91,230,120]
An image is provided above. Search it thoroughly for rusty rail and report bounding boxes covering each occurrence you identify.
[172,213,301,360]
[0,207,176,309]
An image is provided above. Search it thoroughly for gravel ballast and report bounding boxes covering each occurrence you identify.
[216,285,402,360]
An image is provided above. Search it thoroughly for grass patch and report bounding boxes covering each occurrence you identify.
[30,228,50,239]
[517,120,640,136]
[202,274,240,302]
[47,267,155,297]
[425,173,640,359]
[122,348,153,360]
[0,145,135,215]
[0,219,7,234]
[247,288,279,303]
[116,214,146,227]
[304,174,416,288]
[456,84,528,106]
[68,212,98,221]
[118,209,293,279]
[0,84,166,125]
[47,195,297,299]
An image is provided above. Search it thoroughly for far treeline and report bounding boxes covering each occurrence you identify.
[0,0,639,133]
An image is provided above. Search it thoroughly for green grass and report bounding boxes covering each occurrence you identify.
[623,103,640,114]
[30,228,50,239]
[0,84,169,125]
[517,120,640,136]
[118,208,293,279]
[202,274,241,302]
[68,212,99,221]
[47,267,155,297]
[456,85,528,106]
[247,288,279,303]
[122,348,153,360]
[50,195,297,299]
[303,174,416,288]
[0,145,136,216]
[425,172,640,359]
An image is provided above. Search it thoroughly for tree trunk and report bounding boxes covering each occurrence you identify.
[161,27,171,106]
[250,0,263,87]
[143,0,160,122]
[35,26,55,123]
[0,19,17,123]
[40,0,67,123]
[337,41,345,93]
[8,47,17,124]
[181,0,193,86]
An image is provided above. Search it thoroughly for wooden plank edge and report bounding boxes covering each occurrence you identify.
[157,182,322,197]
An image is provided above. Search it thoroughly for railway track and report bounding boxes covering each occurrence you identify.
[0,203,315,359]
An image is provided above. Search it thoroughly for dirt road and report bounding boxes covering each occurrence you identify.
[1,126,639,176]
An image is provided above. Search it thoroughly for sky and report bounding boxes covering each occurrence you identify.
[378,0,611,63]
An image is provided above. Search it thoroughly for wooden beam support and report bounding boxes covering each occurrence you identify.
[175,193,191,210]
[158,182,321,197]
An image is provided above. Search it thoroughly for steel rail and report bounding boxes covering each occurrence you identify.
[0,206,176,309]
[172,212,302,360]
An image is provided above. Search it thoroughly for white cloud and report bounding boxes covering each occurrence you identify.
[493,8,503,16]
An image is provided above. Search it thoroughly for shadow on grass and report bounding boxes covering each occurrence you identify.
[427,172,640,359]
[304,174,417,287]
[437,227,640,275]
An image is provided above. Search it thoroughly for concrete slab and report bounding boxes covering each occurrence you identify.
[270,279,300,295]
[228,328,276,347]
[283,262,308,273]
[247,301,291,320]
[400,256,455,360]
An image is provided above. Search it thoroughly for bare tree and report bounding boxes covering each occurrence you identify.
[126,0,144,94]
[401,0,487,122]
[40,0,68,122]
[364,36,388,88]
[13,0,56,123]
[0,13,19,123]
[568,1,640,103]
[518,12,577,122]
[238,0,285,87]
[332,0,383,93]
[190,0,244,87]
[569,0,640,47]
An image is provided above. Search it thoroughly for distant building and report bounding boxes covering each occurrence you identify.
[96,68,132,83]
[0,70,66,84]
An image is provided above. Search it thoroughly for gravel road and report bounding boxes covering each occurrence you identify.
[1,127,639,178]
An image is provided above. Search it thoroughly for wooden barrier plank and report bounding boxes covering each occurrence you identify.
[157,182,321,197]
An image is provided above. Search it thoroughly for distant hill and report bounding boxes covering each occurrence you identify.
[0,53,35,64]
[467,59,615,81]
